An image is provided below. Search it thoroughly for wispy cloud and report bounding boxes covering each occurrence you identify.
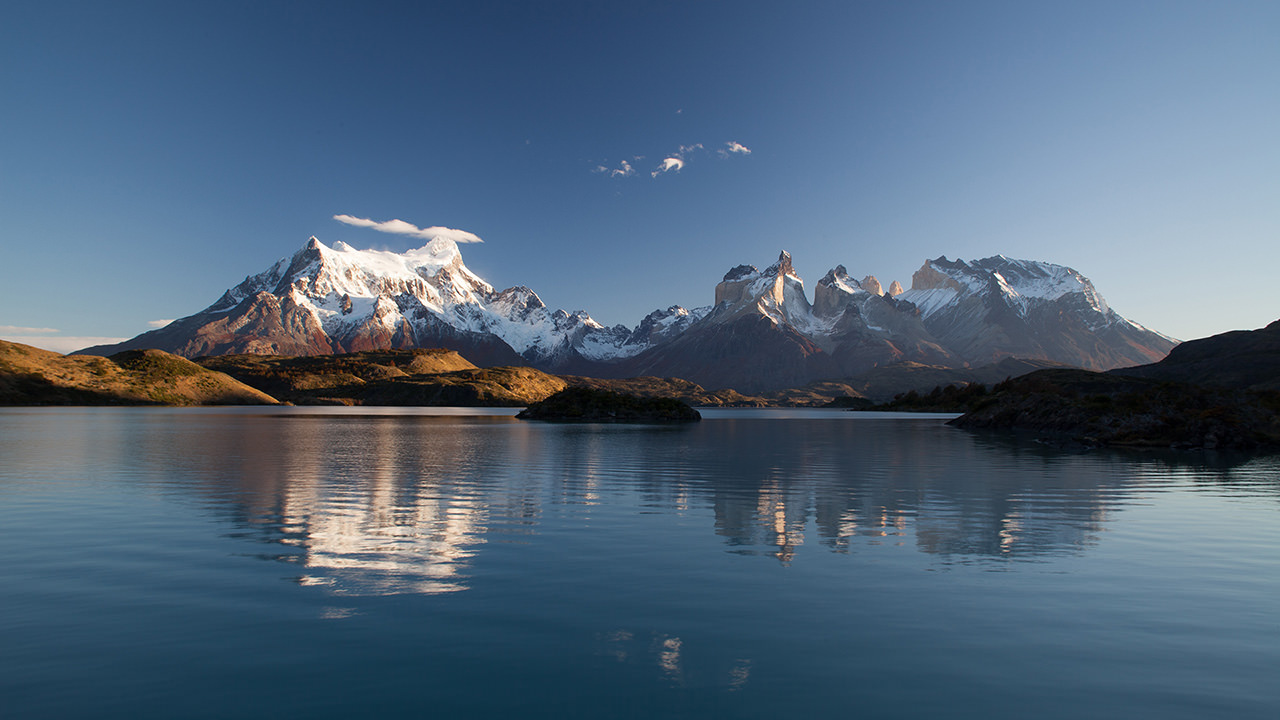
[0,325,59,334]
[147,319,175,328]
[333,215,483,244]
[597,140,751,180]
[594,160,637,178]
[0,335,129,354]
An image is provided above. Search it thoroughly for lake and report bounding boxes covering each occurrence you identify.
[1,407,1277,719]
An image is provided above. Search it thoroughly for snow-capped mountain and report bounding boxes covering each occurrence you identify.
[614,251,1174,390]
[896,255,1176,370]
[84,236,642,366]
[80,237,1176,392]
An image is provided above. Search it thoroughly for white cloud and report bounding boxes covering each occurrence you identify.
[0,325,59,334]
[594,160,638,178]
[0,335,129,354]
[147,319,175,328]
[333,215,483,243]
[597,140,749,179]
[651,157,685,178]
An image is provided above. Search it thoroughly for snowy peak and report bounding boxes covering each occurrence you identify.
[817,265,863,294]
[902,255,1108,319]
[625,305,708,348]
[182,236,639,364]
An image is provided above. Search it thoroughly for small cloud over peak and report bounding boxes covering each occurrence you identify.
[719,141,752,157]
[147,319,175,328]
[333,215,483,243]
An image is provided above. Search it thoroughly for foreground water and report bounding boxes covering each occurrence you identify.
[1,407,1277,719]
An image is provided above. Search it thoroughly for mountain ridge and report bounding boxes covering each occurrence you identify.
[79,236,1177,391]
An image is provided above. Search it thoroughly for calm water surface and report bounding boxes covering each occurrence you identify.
[1,407,1277,719]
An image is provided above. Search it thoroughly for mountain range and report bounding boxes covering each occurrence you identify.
[81,236,1177,391]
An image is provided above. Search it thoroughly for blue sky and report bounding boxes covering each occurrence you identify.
[2,1,1277,352]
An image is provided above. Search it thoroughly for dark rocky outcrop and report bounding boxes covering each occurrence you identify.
[1111,319,1280,391]
[517,387,701,423]
[949,319,1280,452]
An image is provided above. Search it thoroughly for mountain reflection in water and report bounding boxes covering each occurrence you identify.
[2,407,1279,719]
[59,407,1271,597]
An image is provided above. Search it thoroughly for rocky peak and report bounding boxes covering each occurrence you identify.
[887,280,904,296]
[722,264,758,282]
[814,266,864,317]
[861,275,884,296]
[817,265,858,289]
[763,250,797,279]
[910,259,966,292]
[713,250,808,320]
[494,285,546,312]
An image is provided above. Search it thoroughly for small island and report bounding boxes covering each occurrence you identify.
[517,386,701,423]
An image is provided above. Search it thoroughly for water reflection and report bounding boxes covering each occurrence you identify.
[3,408,1277,597]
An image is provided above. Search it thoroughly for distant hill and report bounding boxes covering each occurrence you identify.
[0,340,277,405]
[198,350,763,407]
[837,357,1071,402]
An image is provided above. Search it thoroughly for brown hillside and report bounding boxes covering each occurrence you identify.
[0,341,278,405]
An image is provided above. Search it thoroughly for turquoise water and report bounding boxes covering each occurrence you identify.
[1,407,1277,718]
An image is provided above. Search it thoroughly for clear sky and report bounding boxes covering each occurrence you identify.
[3,1,1277,353]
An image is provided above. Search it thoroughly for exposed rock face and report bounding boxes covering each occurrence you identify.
[887,280,905,296]
[861,275,884,296]
[813,266,863,318]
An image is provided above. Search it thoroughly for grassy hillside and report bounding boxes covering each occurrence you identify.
[198,348,479,403]
[0,341,278,405]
